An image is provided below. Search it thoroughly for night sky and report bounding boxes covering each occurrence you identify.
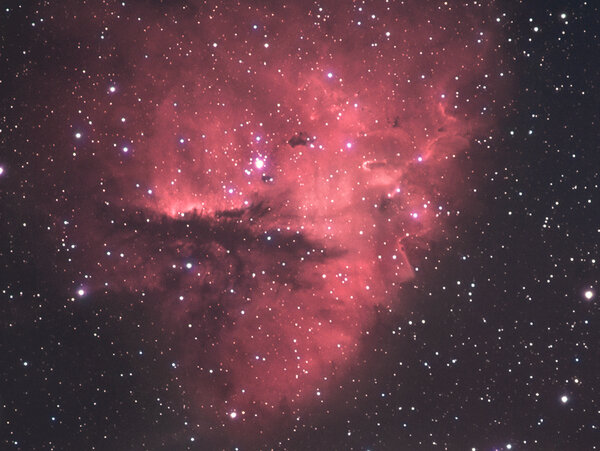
[1,1,599,450]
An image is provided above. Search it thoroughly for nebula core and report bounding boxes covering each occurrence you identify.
[47,0,501,441]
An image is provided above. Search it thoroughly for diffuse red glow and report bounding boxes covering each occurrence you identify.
[59,0,500,432]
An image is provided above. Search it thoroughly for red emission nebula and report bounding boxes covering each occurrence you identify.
[57,0,502,437]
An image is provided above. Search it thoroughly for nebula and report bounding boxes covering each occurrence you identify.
[51,0,501,440]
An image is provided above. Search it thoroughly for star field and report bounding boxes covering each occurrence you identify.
[1,0,599,450]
